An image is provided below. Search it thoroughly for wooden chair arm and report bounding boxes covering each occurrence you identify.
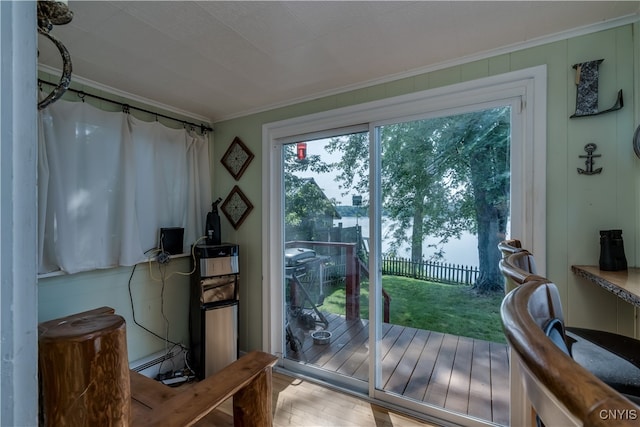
[130,370,180,421]
[502,280,639,427]
[132,350,278,426]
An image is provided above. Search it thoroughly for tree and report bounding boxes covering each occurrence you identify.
[283,144,337,241]
[379,120,467,263]
[326,123,466,264]
[436,107,511,292]
[326,108,510,293]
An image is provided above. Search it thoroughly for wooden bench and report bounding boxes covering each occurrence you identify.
[131,350,277,426]
[39,307,277,426]
[501,278,639,426]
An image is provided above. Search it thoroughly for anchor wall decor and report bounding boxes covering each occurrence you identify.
[577,143,602,175]
[571,59,623,118]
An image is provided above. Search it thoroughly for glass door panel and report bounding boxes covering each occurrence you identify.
[281,131,371,390]
[374,107,512,424]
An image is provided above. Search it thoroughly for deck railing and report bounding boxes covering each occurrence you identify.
[382,256,478,286]
[286,240,385,321]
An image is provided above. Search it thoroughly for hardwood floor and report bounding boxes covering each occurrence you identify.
[192,371,439,426]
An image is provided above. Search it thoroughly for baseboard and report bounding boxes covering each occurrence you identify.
[130,346,187,379]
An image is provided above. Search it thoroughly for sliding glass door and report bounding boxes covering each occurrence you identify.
[265,66,546,425]
[372,107,512,425]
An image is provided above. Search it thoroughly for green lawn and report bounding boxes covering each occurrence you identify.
[321,275,506,344]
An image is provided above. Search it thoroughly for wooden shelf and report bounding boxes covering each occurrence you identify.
[571,265,640,307]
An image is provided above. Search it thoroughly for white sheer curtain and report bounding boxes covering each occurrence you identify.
[38,99,211,274]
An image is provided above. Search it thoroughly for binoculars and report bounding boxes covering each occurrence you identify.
[599,229,627,271]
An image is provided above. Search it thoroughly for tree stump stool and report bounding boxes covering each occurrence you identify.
[38,309,130,426]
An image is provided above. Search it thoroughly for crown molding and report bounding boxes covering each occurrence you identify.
[38,64,212,124]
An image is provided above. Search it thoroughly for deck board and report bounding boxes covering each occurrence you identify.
[467,339,493,421]
[385,328,430,395]
[382,326,417,387]
[323,320,370,372]
[286,314,509,425]
[444,336,473,414]
[404,331,443,402]
[424,333,457,408]
[490,341,510,426]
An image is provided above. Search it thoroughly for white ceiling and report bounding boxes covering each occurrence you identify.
[37,1,640,122]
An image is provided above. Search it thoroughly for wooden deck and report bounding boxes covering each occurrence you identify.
[286,313,509,425]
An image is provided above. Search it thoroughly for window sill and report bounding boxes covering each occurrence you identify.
[37,252,192,280]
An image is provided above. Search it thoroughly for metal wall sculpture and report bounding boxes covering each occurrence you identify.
[37,0,74,110]
[571,59,623,118]
[577,143,602,175]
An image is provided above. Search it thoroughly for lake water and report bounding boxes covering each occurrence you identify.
[336,216,479,267]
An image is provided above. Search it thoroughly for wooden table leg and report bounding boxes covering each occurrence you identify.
[232,366,273,426]
[39,313,130,427]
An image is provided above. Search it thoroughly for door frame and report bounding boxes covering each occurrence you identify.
[262,65,547,424]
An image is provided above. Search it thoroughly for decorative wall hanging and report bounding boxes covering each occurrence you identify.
[570,59,623,118]
[37,0,74,109]
[221,186,253,230]
[577,143,602,175]
[221,137,254,180]
[633,124,640,159]
[296,142,307,161]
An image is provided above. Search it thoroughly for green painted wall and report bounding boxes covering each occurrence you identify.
[39,259,191,363]
[213,23,640,351]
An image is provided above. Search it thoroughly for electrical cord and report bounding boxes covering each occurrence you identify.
[147,235,208,282]
[155,342,195,380]
[127,262,184,349]
[129,246,199,380]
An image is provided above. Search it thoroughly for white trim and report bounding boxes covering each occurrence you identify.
[38,64,213,125]
[0,2,39,425]
[262,65,547,423]
[222,14,635,122]
[261,128,283,356]
[37,252,191,280]
[265,67,544,140]
[368,123,382,398]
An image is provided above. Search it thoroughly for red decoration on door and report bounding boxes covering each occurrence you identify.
[296,142,307,161]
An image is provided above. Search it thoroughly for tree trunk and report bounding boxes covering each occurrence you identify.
[411,205,424,262]
[411,201,424,278]
[474,205,504,293]
[469,142,508,293]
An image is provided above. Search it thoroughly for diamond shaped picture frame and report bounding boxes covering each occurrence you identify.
[221,185,253,230]
[221,136,254,180]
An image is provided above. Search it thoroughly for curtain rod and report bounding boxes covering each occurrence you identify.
[38,79,214,134]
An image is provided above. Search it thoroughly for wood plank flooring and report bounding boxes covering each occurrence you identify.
[286,313,509,425]
[191,372,438,426]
